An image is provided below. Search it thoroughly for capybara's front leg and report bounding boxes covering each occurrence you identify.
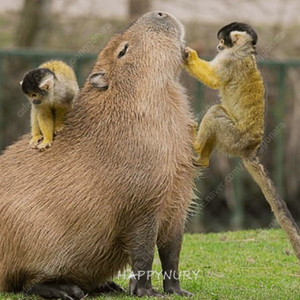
[128,220,163,297]
[157,225,193,296]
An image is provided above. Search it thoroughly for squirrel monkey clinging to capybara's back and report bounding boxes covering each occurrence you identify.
[184,22,300,263]
[21,60,79,150]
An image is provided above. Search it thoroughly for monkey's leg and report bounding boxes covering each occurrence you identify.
[193,105,223,167]
[29,109,43,148]
[243,157,300,263]
[128,220,163,297]
[157,225,193,297]
[194,105,245,167]
[37,108,54,151]
[26,282,85,300]
[54,107,69,134]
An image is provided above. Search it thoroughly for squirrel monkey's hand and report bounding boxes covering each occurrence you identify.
[184,47,199,64]
[29,135,43,149]
[37,140,52,151]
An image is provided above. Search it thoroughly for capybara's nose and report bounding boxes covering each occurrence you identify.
[157,12,167,18]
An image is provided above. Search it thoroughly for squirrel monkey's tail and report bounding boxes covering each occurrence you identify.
[243,157,300,262]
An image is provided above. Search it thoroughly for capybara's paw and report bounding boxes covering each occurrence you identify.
[26,282,85,300]
[165,287,193,297]
[129,278,163,297]
[135,288,163,297]
[92,281,126,295]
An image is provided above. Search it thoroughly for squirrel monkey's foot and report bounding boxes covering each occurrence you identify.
[193,156,210,168]
[29,135,43,149]
[193,140,202,153]
[184,47,198,63]
[191,122,198,138]
[37,140,52,151]
[54,125,64,135]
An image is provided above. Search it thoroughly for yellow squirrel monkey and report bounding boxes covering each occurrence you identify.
[185,22,300,262]
[21,60,79,150]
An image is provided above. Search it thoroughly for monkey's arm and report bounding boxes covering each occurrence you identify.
[29,108,43,148]
[184,48,221,90]
[36,108,54,150]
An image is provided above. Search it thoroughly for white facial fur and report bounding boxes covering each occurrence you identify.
[230,30,251,46]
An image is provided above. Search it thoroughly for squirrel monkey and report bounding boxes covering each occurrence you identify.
[185,22,300,262]
[21,60,79,150]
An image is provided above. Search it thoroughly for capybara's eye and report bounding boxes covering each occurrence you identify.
[118,43,129,59]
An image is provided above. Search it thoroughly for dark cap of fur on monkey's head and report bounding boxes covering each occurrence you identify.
[217,22,258,48]
[21,68,55,95]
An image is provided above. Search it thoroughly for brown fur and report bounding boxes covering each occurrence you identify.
[0,12,195,296]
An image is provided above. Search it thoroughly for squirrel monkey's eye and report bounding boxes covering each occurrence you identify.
[31,93,37,97]
[118,43,129,59]
[220,39,224,45]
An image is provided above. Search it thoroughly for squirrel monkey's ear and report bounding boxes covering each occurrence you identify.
[230,31,248,46]
[89,71,108,90]
[39,73,54,91]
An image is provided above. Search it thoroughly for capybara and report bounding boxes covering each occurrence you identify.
[0,11,195,299]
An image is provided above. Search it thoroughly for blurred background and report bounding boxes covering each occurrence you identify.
[0,0,299,233]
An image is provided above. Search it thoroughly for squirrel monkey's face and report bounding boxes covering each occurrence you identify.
[25,92,44,105]
[217,32,252,52]
[217,22,258,52]
[217,39,226,51]
[20,68,55,106]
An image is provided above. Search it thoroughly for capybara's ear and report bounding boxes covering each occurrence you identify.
[89,71,108,90]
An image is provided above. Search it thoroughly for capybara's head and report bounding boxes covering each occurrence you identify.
[89,11,185,91]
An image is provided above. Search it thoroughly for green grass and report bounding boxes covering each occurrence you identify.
[1,229,299,300]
